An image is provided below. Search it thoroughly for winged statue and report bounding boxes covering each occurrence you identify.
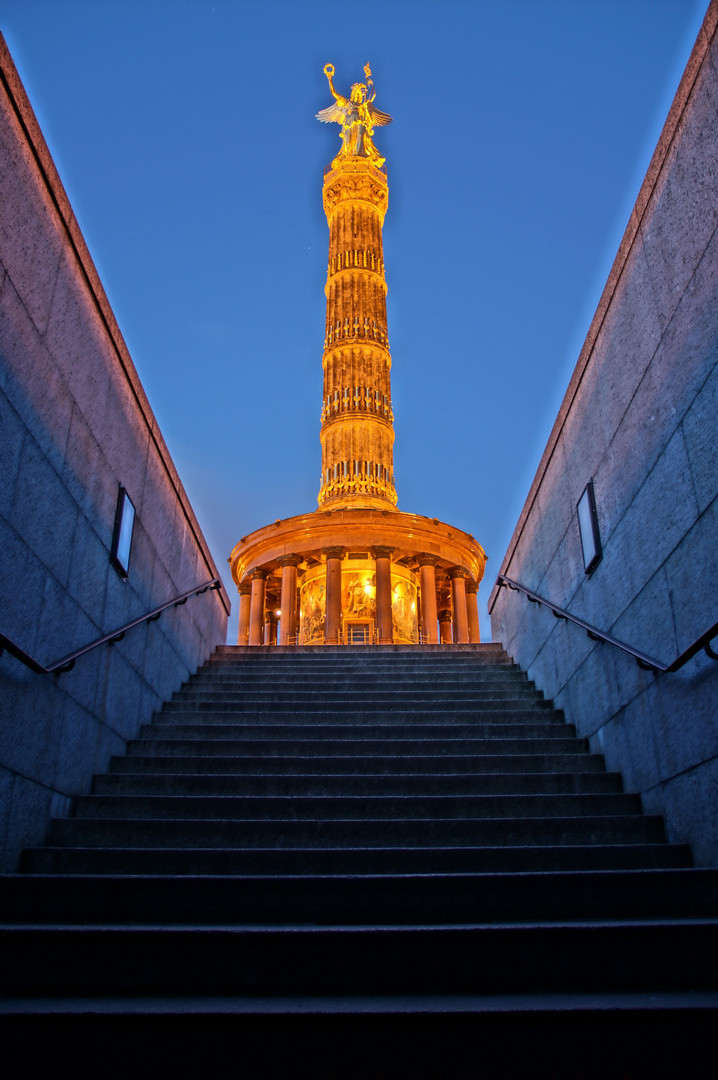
[316,63,392,169]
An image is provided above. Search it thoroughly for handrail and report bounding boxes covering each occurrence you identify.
[495,574,718,674]
[0,578,223,675]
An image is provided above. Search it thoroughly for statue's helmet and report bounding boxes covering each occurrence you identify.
[350,82,367,101]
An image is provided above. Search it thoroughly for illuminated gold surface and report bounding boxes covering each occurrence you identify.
[299,568,326,645]
[391,569,418,643]
[316,62,392,170]
[230,507,486,590]
[297,557,419,645]
[229,67,488,646]
[317,68,396,511]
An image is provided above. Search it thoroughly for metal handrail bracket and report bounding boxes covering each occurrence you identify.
[0,578,223,676]
[495,574,718,675]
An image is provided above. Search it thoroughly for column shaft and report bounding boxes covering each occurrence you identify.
[450,570,470,644]
[324,548,344,644]
[237,583,252,646]
[264,613,278,646]
[248,572,267,646]
[373,547,394,644]
[279,557,301,645]
[418,559,439,644]
[466,582,481,643]
[438,610,453,644]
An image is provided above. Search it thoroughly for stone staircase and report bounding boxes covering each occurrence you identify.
[1,644,717,1077]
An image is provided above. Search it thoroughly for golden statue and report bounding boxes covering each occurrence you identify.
[317,63,392,169]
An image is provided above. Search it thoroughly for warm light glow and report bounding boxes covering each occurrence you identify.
[316,62,393,170]
[227,78,489,642]
[317,83,397,513]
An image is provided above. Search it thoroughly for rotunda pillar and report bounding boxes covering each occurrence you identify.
[278,555,302,645]
[418,555,439,644]
[438,609,453,644]
[372,546,395,644]
[237,581,252,646]
[264,609,279,647]
[448,567,470,644]
[248,569,268,646]
[465,580,481,643]
[323,547,345,644]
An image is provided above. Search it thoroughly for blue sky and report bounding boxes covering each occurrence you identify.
[0,0,709,641]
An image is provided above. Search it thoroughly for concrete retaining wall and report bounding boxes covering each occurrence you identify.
[0,36,229,871]
[490,3,718,866]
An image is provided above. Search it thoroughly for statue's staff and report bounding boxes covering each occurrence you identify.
[364,63,376,104]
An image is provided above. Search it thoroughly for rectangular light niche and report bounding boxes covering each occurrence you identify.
[577,480,602,576]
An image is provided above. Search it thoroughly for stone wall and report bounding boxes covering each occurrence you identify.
[0,36,229,871]
[490,3,718,866]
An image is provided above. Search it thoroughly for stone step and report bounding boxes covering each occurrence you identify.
[93,771,623,798]
[70,792,642,821]
[2,869,716,925]
[143,723,572,742]
[207,658,511,668]
[153,709,562,725]
[201,664,517,675]
[21,842,691,877]
[152,709,568,727]
[180,677,533,693]
[203,659,515,671]
[132,734,585,755]
[47,814,666,849]
[210,645,508,659]
[195,654,518,664]
[111,752,609,775]
[0,1000,712,1080]
[127,735,590,756]
[170,693,546,708]
[2,921,716,998]
[187,672,528,686]
[166,690,547,706]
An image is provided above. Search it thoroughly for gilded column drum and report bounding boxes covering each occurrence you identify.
[318,163,397,510]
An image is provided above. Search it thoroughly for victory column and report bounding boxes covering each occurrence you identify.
[230,65,486,647]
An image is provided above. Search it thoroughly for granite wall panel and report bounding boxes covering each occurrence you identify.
[491,5,718,864]
[664,496,718,651]
[640,55,718,327]
[682,357,718,514]
[0,276,75,473]
[657,755,718,866]
[610,567,678,668]
[0,101,65,336]
[0,39,229,870]
[2,773,55,873]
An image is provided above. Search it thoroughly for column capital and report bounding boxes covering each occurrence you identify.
[417,553,440,568]
[437,609,453,622]
[277,554,302,568]
[265,610,279,624]
[465,580,479,595]
[447,565,471,580]
[322,546,346,561]
[248,567,269,581]
[238,581,253,596]
[371,545,394,560]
